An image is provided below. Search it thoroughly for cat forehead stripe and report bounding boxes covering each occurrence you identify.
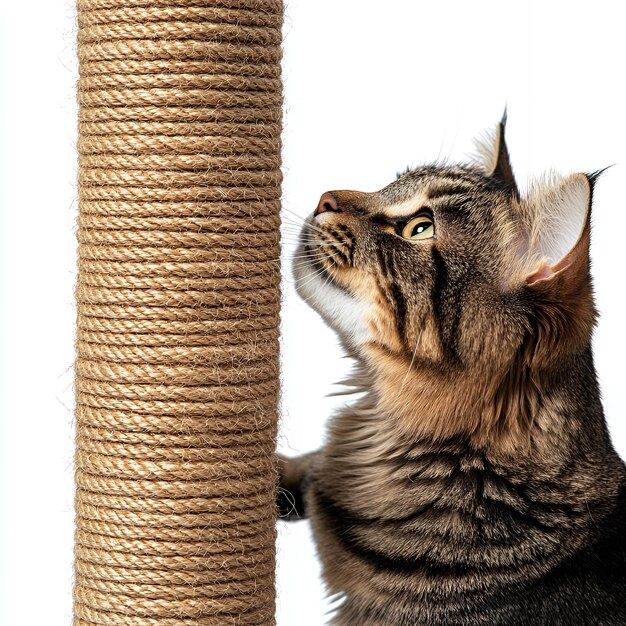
[382,184,472,218]
[382,192,430,218]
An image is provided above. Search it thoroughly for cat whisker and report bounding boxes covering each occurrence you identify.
[289,246,339,267]
[281,210,328,235]
[286,256,339,267]
[290,252,342,270]
[281,242,338,252]
[293,265,338,309]
[281,220,309,229]
[258,247,340,264]
[288,246,343,263]
[293,260,332,283]
[279,228,330,239]
[292,260,339,291]
[280,233,325,242]
[281,231,326,241]
[279,238,327,247]
[285,241,339,252]
[401,328,423,390]
[309,259,338,295]
[292,269,329,291]
[281,206,314,225]
[290,252,336,261]
[281,214,310,227]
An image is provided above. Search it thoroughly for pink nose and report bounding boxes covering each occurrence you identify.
[314,192,339,216]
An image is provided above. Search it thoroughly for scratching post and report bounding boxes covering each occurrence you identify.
[73,1,283,624]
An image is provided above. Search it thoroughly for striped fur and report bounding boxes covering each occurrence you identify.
[279,121,626,625]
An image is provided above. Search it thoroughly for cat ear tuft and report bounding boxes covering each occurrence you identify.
[586,165,613,189]
[473,111,519,196]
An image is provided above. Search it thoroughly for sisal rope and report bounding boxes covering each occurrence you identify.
[74,1,283,624]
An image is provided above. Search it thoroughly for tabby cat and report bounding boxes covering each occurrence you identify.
[278,117,626,625]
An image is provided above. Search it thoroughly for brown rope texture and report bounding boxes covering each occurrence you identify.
[74,1,283,624]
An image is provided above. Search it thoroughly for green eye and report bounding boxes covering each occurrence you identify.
[402,215,434,240]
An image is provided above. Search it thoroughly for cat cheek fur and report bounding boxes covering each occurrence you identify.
[292,247,371,350]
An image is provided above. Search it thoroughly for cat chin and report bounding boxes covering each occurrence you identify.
[292,248,369,351]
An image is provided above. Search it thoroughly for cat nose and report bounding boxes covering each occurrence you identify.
[314,192,340,216]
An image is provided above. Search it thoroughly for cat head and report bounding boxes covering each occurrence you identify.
[294,117,599,448]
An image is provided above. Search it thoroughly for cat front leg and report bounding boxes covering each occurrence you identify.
[276,451,320,520]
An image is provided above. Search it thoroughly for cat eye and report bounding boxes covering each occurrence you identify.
[401,215,435,241]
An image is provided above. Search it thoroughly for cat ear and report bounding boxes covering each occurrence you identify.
[519,173,597,364]
[474,111,518,196]
[524,173,592,284]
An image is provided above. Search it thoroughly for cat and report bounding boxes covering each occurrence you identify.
[277,116,626,626]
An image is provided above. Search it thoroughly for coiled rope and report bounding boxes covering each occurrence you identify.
[74,1,283,623]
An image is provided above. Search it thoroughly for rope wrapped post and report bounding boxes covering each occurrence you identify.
[74,1,283,624]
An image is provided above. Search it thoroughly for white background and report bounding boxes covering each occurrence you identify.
[1,1,625,624]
